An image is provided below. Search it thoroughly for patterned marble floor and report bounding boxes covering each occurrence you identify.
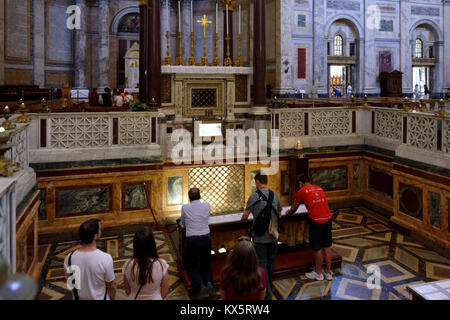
[38,207,450,300]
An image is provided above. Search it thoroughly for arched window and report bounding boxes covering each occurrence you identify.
[415,38,423,58]
[334,35,343,56]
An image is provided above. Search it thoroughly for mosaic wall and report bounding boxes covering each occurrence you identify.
[311,167,347,191]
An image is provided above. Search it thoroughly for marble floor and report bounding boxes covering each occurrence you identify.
[37,207,450,300]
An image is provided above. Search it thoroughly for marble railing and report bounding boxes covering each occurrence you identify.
[0,175,17,272]
[28,112,163,163]
[271,106,450,168]
[4,123,30,172]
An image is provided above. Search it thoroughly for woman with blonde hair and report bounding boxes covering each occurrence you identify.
[220,236,266,300]
[122,227,169,300]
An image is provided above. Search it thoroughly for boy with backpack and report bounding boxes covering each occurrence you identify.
[241,172,282,300]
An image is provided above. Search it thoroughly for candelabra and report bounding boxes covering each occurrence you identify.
[40,98,51,113]
[1,106,16,130]
[200,35,209,66]
[188,32,196,66]
[164,32,173,65]
[176,32,185,66]
[212,33,220,66]
[224,35,232,66]
[234,35,242,67]
[14,102,31,123]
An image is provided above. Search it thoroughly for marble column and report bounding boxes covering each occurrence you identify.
[0,0,6,85]
[139,0,148,102]
[181,0,190,64]
[253,0,266,106]
[223,4,233,61]
[435,42,444,97]
[32,0,45,87]
[399,0,412,94]
[443,1,450,94]
[75,0,87,88]
[98,0,110,89]
[147,0,162,106]
[273,0,294,96]
[363,0,377,95]
[312,0,327,96]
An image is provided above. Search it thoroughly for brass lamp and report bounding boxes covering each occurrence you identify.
[1,106,16,130]
[403,97,411,112]
[15,102,31,123]
[362,95,369,107]
[436,99,447,116]
[40,98,51,113]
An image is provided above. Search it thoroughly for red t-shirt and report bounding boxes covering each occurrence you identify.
[295,184,331,223]
[220,267,266,300]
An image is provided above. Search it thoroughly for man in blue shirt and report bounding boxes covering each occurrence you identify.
[181,188,214,299]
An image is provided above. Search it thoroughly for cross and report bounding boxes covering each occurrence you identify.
[197,14,212,39]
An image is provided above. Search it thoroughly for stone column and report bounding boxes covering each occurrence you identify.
[0,0,4,85]
[147,0,162,106]
[363,0,377,95]
[443,1,450,94]
[223,3,233,61]
[139,0,148,102]
[181,0,190,64]
[253,0,266,106]
[312,0,327,96]
[33,0,45,87]
[399,0,412,94]
[75,0,87,88]
[273,0,294,97]
[435,41,444,97]
[98,0,110,89]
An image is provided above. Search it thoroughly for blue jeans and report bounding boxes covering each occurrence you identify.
[186,235,212,293]
[254,241,278,300]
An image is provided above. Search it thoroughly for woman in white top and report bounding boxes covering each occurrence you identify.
[122,227,169,300]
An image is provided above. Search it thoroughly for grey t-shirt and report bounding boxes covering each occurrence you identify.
[245,188,282,244]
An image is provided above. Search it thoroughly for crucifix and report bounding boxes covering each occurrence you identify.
[197,14,212,66]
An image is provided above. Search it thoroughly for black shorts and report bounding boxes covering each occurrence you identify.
[309,220,332,251]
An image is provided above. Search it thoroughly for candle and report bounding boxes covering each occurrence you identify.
[178,1,181,33]
[166,0,169,32]
[191,0,193,33]
[226,4,228,35]
[239,5,241,35]
[216,2,219,34]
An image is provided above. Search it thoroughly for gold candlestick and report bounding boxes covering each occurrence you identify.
[164,31,172,65]
[15,102,31,123]
[212,33,220,66]
[419,98,427,112]
[436,99,447,116]
[234,34,242,66]
[1,106,16,130]
[188,32,196,66]
[362,95,369,107]
[176,32,185,66]
[403,97,411,112]
[224,35,232,66]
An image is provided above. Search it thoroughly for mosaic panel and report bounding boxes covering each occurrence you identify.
[428,192,441,228]
[311,167,347,191]
[56,186,111,217]
[189,165,245,215]
[124,184,148,209]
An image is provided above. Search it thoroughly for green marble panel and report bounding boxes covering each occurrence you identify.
[311,167,347,191]
[57,187,111,216]
[124,185,148,209]
[38,189,46,221]
[353,164,360,189]
[429,192,441,228]
[251,170,259,194]
[168,176,183,205]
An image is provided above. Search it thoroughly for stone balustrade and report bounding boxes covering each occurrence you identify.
[28,112,163,163]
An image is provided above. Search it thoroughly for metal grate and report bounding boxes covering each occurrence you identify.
[192,88,217,108]
[189,165,245,215]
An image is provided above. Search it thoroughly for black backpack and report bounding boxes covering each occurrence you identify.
[251,190,275,236]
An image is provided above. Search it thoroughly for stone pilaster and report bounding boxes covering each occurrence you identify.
[253,0,266,106]
[443,1,450,94]
[312,0,326,95]
[435,42,444,97]
[75,0,87,88]
[98,0,110,89]
[400,0,412,94]
[33,0,45,87]
[363,0,377,95]
[147,0,162,106]
[0,0,5,85]
[273,0,295,96]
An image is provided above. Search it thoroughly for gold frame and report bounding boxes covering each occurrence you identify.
[184,80,225,117]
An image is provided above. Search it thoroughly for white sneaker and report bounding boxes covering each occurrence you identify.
[323,272,333,280]
[305,271,324,281]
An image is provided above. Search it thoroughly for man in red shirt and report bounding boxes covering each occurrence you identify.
[286,174,333,281]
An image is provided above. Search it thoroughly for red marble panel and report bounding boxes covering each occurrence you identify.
[297,48,306,79]
[399,182,423,220]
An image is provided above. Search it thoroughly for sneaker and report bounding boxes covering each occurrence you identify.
[305,270,324,281]
[323,272,333,281]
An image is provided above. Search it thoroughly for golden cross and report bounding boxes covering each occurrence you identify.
[197,14,212,38]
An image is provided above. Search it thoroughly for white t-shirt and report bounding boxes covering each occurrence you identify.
[114,95,124,107]
[64,249,115,300]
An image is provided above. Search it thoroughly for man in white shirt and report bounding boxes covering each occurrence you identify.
[64,219,116,300]
[113,91,124,107]
[180,188,214,299]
